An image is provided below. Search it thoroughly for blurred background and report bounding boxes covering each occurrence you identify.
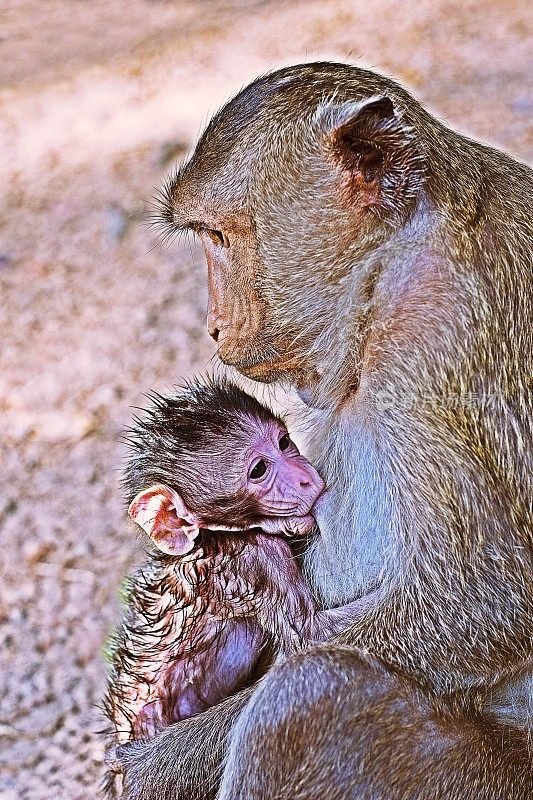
[0,1,531,797]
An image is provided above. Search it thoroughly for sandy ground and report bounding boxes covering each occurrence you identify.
[0,1,531,798]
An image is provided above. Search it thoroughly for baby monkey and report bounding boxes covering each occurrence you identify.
[104,378,362,748]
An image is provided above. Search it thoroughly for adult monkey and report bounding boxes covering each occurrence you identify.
[116,62,533,799]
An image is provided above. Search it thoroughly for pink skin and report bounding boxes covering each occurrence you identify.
[129,423,325,555]
[242,419,325,524]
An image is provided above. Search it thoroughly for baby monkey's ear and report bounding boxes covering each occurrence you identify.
[128,484,201,556]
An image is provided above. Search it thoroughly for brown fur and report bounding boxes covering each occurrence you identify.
[115,62,533,799]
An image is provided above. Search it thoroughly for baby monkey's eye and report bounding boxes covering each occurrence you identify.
[279,433,291,451]
[249,459,267,480]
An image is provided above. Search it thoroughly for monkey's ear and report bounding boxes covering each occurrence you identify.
[316,95,423,215]
[128,484,201,556]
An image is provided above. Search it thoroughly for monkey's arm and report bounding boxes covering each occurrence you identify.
[239,535,382,651]
[114,687,254,800]
[306,590,385,642]
[113,541,380,798]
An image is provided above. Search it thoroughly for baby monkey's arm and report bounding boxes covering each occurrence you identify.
[243,536,381,653]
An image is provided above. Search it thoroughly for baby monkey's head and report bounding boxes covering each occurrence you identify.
[123,377,325,556]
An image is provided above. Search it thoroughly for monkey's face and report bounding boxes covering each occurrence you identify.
[237,419,325,519]
[195,214,280,382]
[128,417,325,554]
[161,66,423,387]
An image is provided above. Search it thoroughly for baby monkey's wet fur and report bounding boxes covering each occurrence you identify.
[103,378,363,797]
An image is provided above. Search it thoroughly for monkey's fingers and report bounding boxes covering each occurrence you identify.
[282,514,317,537]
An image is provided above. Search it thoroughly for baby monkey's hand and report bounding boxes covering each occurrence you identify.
[259,514,317,537]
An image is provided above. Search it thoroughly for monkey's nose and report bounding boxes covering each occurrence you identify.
[311,474,326,496]
[209,326,220,342]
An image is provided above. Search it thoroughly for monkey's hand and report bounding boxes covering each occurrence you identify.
[259,514,317,537]
[114,688,254,800]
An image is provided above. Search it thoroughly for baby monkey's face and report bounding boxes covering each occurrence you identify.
[128,407,325,556]
[240,418,324,518]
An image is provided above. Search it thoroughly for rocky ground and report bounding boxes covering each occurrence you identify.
[0,1,531,798]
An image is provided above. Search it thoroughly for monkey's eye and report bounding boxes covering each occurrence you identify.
[279,433,291,451]
[205,228,228,247]
[249,459,267,480]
